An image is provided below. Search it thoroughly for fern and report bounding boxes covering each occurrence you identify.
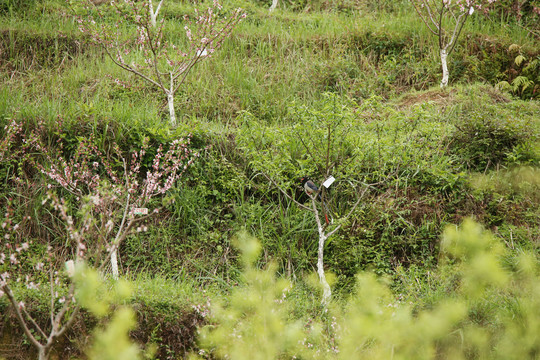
[512,76,533,94]
[514,54,526,66]
[523,58,539,73]
[495,81,512,92]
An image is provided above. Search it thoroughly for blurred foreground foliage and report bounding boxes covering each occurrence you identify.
[194,220,539,359]
[73,263,146,360]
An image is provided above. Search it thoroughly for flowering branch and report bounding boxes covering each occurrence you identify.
[1,197,86,360]
[9,118,199,278]
[0,187,158,359]
[72,0,246,125]
[410,0,497,87]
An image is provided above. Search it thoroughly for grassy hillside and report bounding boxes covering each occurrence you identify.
[0,0,539,358]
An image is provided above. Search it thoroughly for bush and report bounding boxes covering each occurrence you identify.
[448,107,533,171]
[195,220,540,359]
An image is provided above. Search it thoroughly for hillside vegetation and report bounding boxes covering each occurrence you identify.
[0,0,539,358]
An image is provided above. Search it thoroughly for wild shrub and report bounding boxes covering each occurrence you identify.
[448,107,533,171]
[194,220,540,359]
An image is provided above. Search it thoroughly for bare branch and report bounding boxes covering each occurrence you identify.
[447,12,469,54]
[411,0,438,35]
[21,305,48,340]
[294,128,325,175]
[424,0,440,29]
[102,46,165,91]
[258,172,313,212]
[2,285,41,349]
[438,1,446,48]
[54,284,80,338]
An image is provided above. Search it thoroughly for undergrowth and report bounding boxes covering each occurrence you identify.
[0,0,539,358]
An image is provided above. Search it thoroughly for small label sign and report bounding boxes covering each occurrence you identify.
[65,260,75,277]
[322,176,335,188]
[133,208,148,215]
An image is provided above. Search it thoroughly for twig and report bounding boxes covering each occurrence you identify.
[258,172,312,212]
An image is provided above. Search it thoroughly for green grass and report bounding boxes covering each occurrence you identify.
[1,0,539,358]
[1,0,537,126]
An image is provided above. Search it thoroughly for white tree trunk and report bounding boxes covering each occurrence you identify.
[38,346,51,360]
[269,0,278,12]
[167,92,176,126]
[440,48,449,88]
[149,0,163,27]
[111,249,119,280]
[317,231,331,306]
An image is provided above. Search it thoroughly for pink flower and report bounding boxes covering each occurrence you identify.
[26,282,39,290]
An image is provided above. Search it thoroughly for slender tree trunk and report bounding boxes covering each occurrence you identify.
[148,0,163,27]
[111,249,119,280]
[317,230,331,306]
[167,92,176,126]
[38,346,50,360]
[440,48,449,87]
[269,0,278,12]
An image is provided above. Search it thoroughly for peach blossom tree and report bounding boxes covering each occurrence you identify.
[410,0,497,87]
[74,0,246,125]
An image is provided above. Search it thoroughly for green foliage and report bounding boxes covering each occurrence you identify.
[87,307,141,360]
[74,264,144,360]
[74,263,133,318]
[1,0,540,357]
[195,232,323,359]
[0,0,36,16]
[195,220,540,359]
[448,103,535,171]
[238,93,360,186]
[487,0,540,30]
[250,0,408,13]
[497,51,540,99]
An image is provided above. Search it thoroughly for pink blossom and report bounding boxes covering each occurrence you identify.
[26,282,39,290]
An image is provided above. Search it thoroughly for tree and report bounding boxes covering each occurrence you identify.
[73,0,246,125]
[0,118,198,359]
[239,94,392,305]
[2,118,198,279]
[0,194,138,360]
[410,0,497,87]
[22,120,197,279]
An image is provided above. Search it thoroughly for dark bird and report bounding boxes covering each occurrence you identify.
[300,177,330,224]
[301,177,319,196]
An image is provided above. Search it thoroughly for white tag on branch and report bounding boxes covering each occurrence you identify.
[197,48,208,57]
[469,6,474,15]
[322,176,335,188]
[133,208,148,215]
[65,260,75,277]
